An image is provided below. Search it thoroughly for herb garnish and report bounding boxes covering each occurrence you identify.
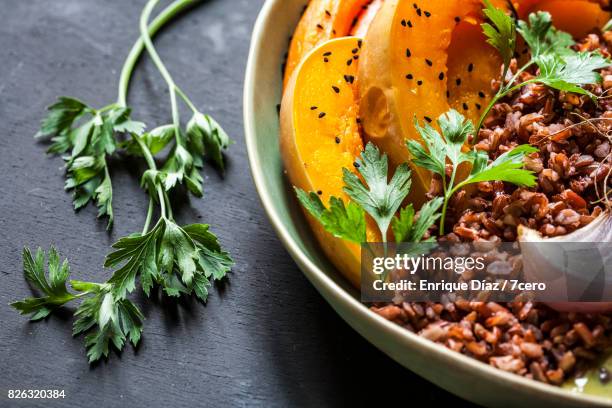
[296,143,441,244]
[407,110,537,235]
[477,0,611,132]
[11,0,233,363]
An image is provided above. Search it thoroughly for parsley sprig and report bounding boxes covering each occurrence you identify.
[477,1,611,132]
[296,143,441,244]
[11,0,233,363]
[36,98,145,228]
[35,0,231,227]
[11,248,145,362]
[408,110,537,235]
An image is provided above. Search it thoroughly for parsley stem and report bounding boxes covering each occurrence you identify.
[175,86,200,115]
[439,165,458,236]
[157,186,168,219]
[475,59,538,134]
[140,0,184,147]
[475,75,540,135]
[476,96,500,134]
[130,132,170,228]
[131,133,157,171]
[164,192,174,220]
[98,104,119,114]
[117,0,198,107]
[142,199,154,234]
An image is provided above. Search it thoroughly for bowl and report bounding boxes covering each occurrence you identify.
[243,1,612,406]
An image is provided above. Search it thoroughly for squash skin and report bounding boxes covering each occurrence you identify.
[350,0,385,37]
[284,0,372,89]
[358,0,503,207]
[515,0,610,38]
[281,37,377,287]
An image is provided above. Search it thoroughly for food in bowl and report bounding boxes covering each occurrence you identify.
[279,0,612,396]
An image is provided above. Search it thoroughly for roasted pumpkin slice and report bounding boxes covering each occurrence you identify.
[359,0,504,207]
[281,37,377,286]
[515,0,610,38]
[284,0,372,88]
[447,21,501,122]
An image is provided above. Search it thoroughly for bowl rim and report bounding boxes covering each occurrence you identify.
[243,0,612,405]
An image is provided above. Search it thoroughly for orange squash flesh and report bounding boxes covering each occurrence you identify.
[281,37,378,286]
[359,0,503,207]
[515,0,610,39]
[446,21,501,124]
[283,0,372,89]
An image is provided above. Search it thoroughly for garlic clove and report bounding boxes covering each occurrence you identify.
[518,212,612,313]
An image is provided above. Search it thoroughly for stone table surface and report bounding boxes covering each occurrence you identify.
[0,1,475,406]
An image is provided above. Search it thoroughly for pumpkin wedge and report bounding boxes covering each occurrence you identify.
[359,0,504,207]
[515,0,610,38]
[284,0,372,88]
[281,37,378,286]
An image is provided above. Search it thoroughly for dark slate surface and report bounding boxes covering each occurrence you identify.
[0,1,476,407]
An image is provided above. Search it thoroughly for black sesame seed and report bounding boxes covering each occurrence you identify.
[332,86,340,94]
[310,106,318,110]
[323,51,332,56]
[406,48,411,57]
[406,74,414,80]
[335,136,341,144]
[446,90,450,98]
[319,112,326,118]
[407,20,413,27]
[344,75,355,84]
[425,59,433,67]
[416,8,422,16]
[324,57,329,63]
[413,3,418,9]
[462,103,468,110]
[353,55,359,60]
[358,39,363,48]
[317,24,324,30]
[468,63,474,72]
[478,91,485,98]
[356,118,362,124]
[352,48,359,54]
[424,116,432,123]
[476,103,482,110]
[353,162,361,168]
[439,72,445,80]
[456,78,462,86]
[424,11,431,17]
[347,59,353,66]
[401,19,407,26]
[454,16,460,23]
[317,190,323,195]
[417,80,423,86]
[325,9,331,17]
[332,29,337,35]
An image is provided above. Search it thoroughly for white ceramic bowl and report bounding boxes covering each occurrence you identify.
[243,1,612,406]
